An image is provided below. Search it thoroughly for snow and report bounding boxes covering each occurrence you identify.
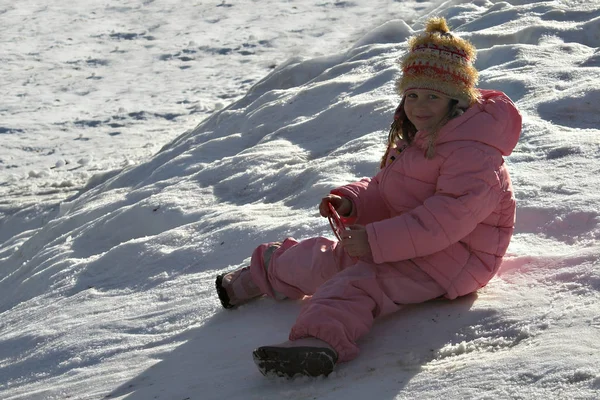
[1,0,599,399]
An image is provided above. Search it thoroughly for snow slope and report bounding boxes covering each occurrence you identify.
[1,1,600,399]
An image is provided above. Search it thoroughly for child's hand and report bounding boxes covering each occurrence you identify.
[340,225,371,258]
[319,195,352,217]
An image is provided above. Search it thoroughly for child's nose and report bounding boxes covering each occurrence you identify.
[414,99,428,108]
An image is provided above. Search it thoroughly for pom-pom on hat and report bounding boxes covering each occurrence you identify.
[396,17,479,108]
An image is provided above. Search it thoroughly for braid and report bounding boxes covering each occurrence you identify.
[424,100,462,159]
[380,98,417,169]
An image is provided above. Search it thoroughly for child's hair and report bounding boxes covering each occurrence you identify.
[379,98,463,168]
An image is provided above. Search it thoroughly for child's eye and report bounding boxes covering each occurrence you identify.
[429,94,439,99]
[407,93,417,99]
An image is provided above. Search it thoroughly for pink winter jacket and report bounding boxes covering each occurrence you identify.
[333,90,522,299]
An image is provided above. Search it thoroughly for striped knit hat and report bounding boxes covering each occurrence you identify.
[396,17,479,108]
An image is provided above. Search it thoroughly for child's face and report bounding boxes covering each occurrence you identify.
[403,89,452,132]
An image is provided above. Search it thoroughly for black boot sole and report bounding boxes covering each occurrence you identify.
[215,274,234,309]
[252,346,338,378]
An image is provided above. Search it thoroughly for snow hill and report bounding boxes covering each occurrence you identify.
[1,1,600,399]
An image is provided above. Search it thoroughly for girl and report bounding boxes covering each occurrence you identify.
[215,17,522,378]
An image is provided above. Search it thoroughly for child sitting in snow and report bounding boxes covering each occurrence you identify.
[215,17,522,378]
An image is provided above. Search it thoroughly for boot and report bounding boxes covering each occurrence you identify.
[252,337,338,378]
[215,266,262,309]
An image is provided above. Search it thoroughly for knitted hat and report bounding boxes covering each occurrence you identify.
[396,17,479,108]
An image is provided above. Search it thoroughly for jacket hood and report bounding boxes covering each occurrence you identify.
[432,89,522,156]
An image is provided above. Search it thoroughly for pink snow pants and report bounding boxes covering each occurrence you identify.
[249,237,445,362]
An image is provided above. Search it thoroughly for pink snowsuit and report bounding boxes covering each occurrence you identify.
[249,90,522,362]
